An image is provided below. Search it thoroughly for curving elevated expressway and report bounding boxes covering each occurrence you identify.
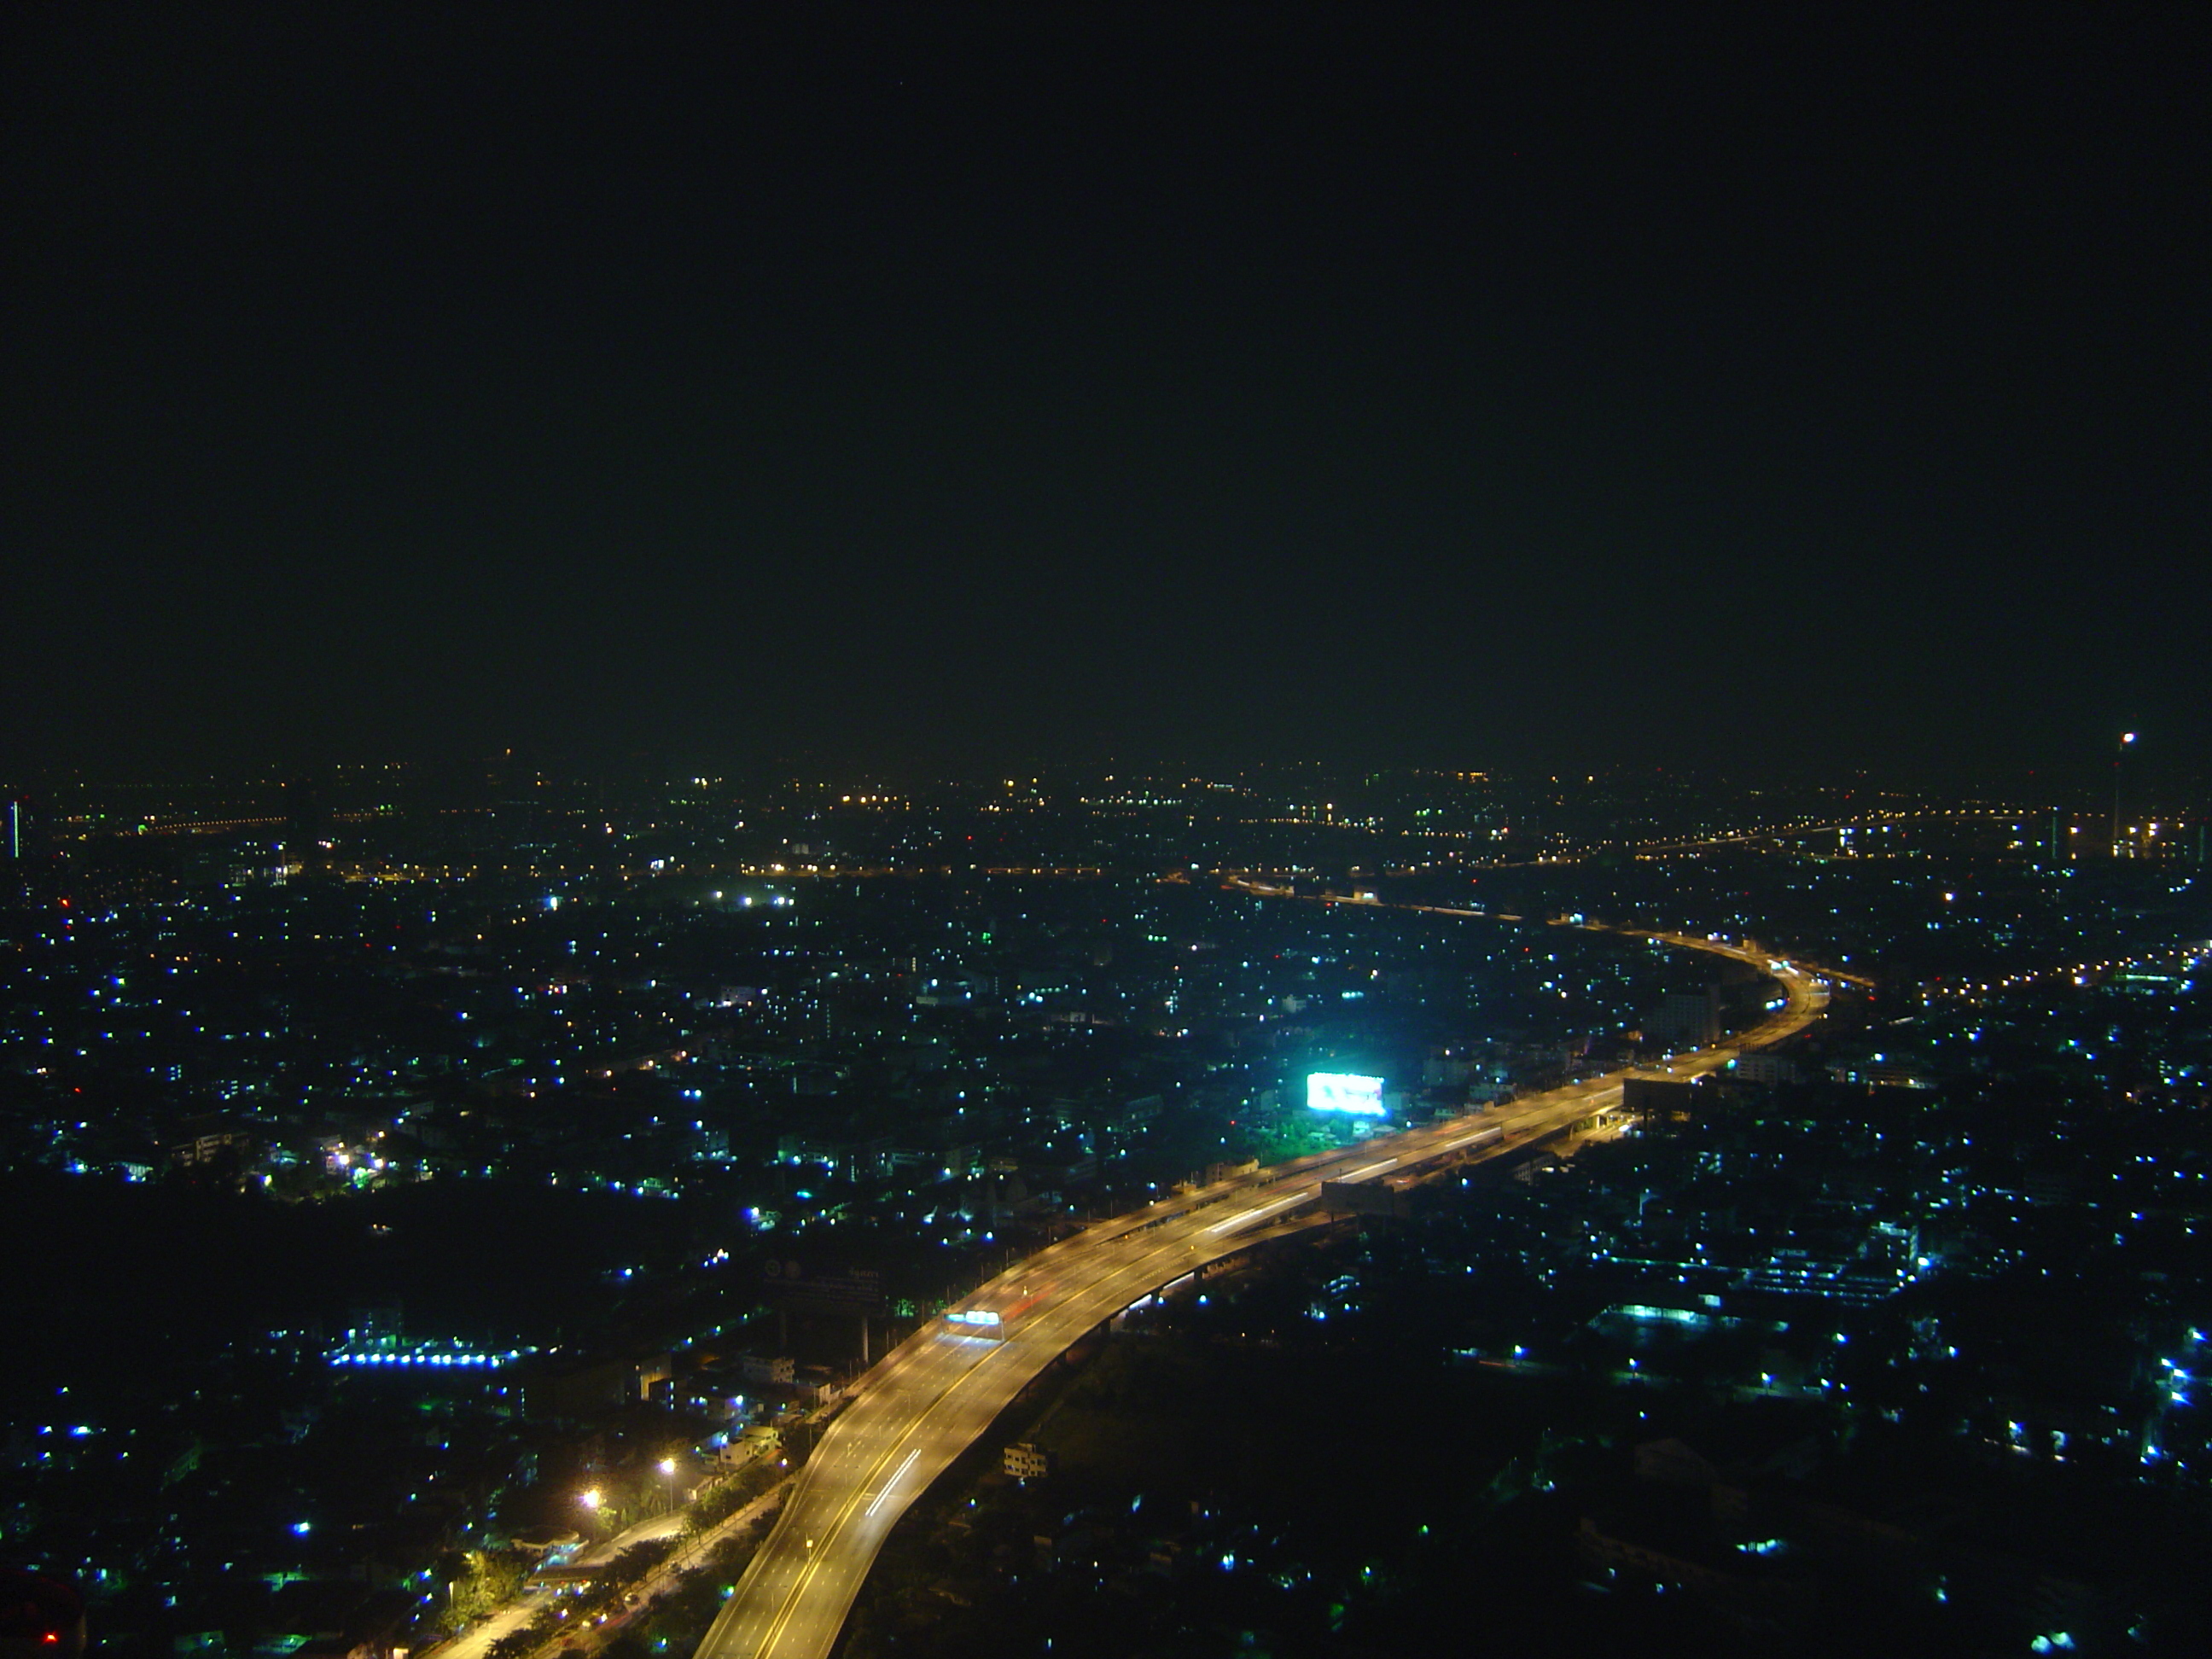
[697,925,1830,1659]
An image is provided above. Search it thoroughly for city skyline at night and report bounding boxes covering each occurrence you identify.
[6,9,2210,1657]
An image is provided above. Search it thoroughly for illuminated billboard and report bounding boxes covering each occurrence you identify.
[1307,1072,1386,1116]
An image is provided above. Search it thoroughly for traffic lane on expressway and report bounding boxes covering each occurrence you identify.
[706,1324,1012,1658]
[703,963,1829,1658]
[707,1230,1165,1648]
[707,1051,1802,1657]
[702,1071,1667,1659]
[801,1215,1304,1613]
[700,1208,1263,1658]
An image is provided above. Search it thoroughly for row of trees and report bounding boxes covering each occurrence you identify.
[439,1550,532,1633]
[678,1451,793,1540]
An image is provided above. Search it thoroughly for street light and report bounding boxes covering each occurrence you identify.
[579,1487,601,1511]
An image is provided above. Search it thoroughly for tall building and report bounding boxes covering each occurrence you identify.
[2,796,48,897]
[1645,986,1720,1051]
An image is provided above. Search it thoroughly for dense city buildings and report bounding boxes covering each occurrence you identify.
[3,762,2207,1655]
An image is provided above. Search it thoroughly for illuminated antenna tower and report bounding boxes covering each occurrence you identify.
[2112,731,2136,858]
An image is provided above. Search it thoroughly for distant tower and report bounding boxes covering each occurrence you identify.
[2,796,46,891]
[282,775,328,872]
[2111,731,2136,858]
[487,747,549,846]
[1647,985,1721,1051]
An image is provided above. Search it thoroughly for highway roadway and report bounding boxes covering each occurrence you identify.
[697,932,1830,1659]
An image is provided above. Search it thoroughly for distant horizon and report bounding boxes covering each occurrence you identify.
[6,748,2197,816]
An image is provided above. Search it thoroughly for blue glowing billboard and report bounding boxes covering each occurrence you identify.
[1307,1072,1386,1115]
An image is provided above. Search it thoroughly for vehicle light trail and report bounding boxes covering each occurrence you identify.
[1207,1193,1308,1235]
[864,1452,919,1517]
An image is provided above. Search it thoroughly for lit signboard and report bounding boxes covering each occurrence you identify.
[1307,1073,1386,1115]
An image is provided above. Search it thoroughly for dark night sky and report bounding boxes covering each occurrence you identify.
[5,4,2206,782]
